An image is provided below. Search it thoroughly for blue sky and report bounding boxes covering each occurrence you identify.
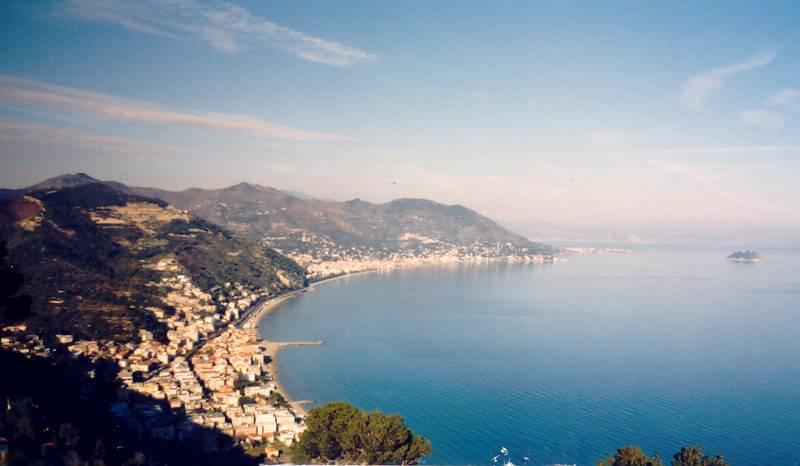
[2,0,800,245]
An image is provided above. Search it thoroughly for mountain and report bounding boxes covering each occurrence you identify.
[8,174,554,283]
[26,175,552,255]
[0,182,304,342]
[0,173,126,198]
[145,183,545,249]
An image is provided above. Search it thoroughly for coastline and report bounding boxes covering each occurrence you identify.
[245,270,379,418]
[244,269,378,330]
[247,257,556,420]
[261,340,322,417]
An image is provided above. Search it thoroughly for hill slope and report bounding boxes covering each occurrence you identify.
[0,182,304,341]
[19,174,553,255]
[139,183,551,252]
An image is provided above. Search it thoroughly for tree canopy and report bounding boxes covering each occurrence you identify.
[598,445,729,466]
[0,240,32,324]
[291,402,431,465]
[671,446,728,466]
[597,445,663,466]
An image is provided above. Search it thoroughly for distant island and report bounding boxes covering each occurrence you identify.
[727,250,763,262]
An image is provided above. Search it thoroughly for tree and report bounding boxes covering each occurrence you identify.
[0,240,32,324]
[267,391,288,408]
[234,376,255,391]
[671,446,728,466]
[58,422,80,450]
[93,439,107,466]
[122,451,147,466]
[291,402,431,465]
[597,446,663,466]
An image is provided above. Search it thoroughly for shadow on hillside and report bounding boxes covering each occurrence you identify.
[0,348,262,466]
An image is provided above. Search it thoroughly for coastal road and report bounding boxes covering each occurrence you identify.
[235,286,309,329]
[142,287,306,381]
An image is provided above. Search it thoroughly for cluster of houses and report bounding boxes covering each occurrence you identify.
[277,232,557,280]
[189,328,304,445]
[0,326,51,358]
[107,327,305,451]
[0,255,307,457]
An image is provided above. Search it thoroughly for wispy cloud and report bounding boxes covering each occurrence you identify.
[595,145,800,158]
[0,120,198,160]
[680,49,778,111]
[738,109,785,130]
[768,88,800,111]
[0,75,352,142]
[62,0,376,67]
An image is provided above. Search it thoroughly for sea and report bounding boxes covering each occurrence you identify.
[257,248,800,465]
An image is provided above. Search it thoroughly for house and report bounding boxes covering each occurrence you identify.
[264,445,281,460]
[55,334,74,344]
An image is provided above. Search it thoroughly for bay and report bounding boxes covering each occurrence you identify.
[258,249,800,465]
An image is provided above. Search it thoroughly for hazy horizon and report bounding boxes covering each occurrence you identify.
[2,1,800,247]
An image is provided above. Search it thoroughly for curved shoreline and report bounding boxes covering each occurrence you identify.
[247,271,378,416]
[249,260,555,420]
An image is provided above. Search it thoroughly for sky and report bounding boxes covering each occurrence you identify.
[1,0,800,246]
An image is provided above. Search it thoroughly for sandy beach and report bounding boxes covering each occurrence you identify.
[261,340,322,416]
[244,270,377,418]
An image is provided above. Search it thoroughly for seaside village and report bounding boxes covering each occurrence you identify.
[0,256,306,459]
[265,231,557,280]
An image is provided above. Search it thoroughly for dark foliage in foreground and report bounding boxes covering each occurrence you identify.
[597,445,664,466]
[670,446,729,466]
[0,349,259,466]
[290,402,431,465]
[0,240,31,324]
[597,445,729,466]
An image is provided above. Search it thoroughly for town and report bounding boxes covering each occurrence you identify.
[0,254,307,461]
[0,231,557,462]
[264,231,557,280]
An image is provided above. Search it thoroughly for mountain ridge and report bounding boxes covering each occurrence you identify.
[0,181,305,341]
[9,173,554,256]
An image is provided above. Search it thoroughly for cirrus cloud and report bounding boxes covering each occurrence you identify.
[61,0,377,67]
[0,75,352,142]
[680,48,778,111]
[768,88,800,111]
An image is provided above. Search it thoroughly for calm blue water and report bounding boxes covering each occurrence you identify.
[258,250,800,465]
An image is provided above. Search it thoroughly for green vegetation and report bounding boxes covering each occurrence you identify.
[290,402,431,465]
[597,445,728,466]
[671,446,728,466]
[234,375,258,391]
[0,240,31,324]
[598,445,663,466]
[154,184,555,254]
[0,349,260,466]
[238,396,257,406]
[267,391,289,408]
[0,183,304,342]
[22,174,554,255]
